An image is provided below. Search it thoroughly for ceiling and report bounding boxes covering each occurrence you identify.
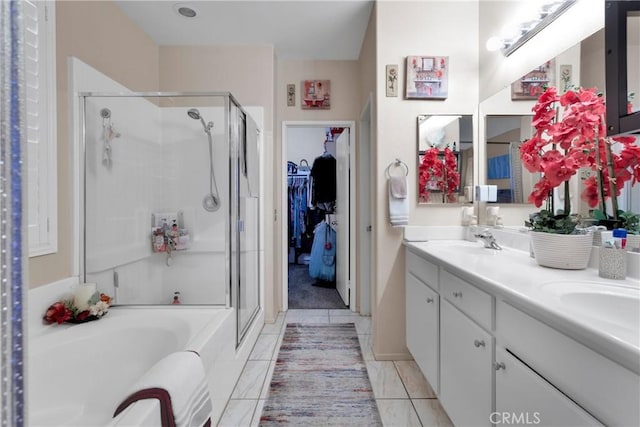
[115,0,374,60]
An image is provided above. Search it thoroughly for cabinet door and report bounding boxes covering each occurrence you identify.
[495,347,603,426]
[406,273,439,393]
[440,299,493,427]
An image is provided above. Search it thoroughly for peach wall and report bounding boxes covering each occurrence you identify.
[274,59,361,315]
[373,1,480,359]
[29,0,159,287]
[160,45,277,321]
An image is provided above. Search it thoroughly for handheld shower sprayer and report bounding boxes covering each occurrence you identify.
[187,108,214,133]
[188,109,220,212]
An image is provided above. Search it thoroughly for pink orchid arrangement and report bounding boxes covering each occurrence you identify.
[419,147,460,203]
[520,86,640,219]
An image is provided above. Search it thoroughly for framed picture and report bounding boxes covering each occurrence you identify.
[287,84,295,106]
[559,64,572,93]
[386,64,399,97]
[405,56,449,99]
[301,80,330,109]
[511,59,555,100]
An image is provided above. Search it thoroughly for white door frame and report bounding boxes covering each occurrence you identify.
[281,120,356,312]
[358,96,373,315]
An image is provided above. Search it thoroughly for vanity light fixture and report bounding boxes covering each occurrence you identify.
[486,0,576,57]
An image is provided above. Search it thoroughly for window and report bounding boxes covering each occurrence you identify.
[25,0,57,256]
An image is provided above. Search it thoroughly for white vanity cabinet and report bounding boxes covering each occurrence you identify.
[405,251,439,393]
[405,244,639,427]
[440,299,493,427]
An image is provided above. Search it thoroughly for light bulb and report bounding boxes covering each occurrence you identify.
[486,36,504,52]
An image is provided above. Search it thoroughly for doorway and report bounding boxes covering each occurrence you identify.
[281,121,356,311]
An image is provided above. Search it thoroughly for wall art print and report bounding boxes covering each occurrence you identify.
[287,84,296,106]
[301,80,330,109]
[386,64,399,97]
[405,56,449,99]
[559,64,572,93]
[511,59,555,100]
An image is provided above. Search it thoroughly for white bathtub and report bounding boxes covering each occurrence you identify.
[28,306,232,427]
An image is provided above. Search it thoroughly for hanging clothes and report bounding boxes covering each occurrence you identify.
[308,220,336,282]
[310,153,336,208]
[288,170,310,249]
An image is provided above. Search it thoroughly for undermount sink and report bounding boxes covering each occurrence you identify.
[540,281,640,329]
[428,241,504,255]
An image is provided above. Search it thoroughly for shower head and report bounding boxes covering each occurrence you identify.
[187,108,201,120]
[187,108,213,133]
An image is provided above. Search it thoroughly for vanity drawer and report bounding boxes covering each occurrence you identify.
[440,269,493,331]
[496,301,639,426]
[406,250,438,291]
[495,346,602,426]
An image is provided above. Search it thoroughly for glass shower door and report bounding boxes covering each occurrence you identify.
[231,101,260,346]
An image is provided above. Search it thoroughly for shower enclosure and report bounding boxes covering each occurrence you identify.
[79,92,261,345]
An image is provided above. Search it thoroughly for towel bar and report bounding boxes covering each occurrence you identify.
[385,158,409,178]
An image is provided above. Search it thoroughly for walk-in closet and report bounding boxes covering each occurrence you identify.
[286,126,347,309]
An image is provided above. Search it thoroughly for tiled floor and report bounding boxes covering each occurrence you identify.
[218,309,453,427]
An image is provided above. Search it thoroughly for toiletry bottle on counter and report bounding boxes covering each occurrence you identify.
[172,291,181,304]
[613,228,627,249]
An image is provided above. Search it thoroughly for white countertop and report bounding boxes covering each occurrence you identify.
[405,239,640,374]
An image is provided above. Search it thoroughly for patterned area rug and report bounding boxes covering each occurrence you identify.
[259,323,382,426]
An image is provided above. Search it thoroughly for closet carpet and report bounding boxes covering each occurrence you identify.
[288,264,347,309]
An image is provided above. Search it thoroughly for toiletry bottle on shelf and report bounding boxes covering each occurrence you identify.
[172,291,181,304]
[613,228,627,249]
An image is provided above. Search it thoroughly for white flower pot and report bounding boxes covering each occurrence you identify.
[530,232,593,270]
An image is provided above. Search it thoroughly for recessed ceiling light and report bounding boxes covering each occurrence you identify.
[173,3,198,18]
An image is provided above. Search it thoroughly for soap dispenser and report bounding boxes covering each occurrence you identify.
[466,215,478,241]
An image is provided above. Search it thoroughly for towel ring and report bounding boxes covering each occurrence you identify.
[385,158,409,178]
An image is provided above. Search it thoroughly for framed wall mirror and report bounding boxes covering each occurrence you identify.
[417,114,473,204]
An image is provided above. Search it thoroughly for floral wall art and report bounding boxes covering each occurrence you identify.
[405,56,449,99]
[511,59,555,100]
[301,80,330,109]
[386,64,398,97]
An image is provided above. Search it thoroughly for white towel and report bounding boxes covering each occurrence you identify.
[389,176,409,227]
[114,351,213,427]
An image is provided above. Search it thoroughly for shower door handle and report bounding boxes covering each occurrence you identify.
[238,219,244,232]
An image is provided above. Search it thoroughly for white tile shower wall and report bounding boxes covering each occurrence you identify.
[159,107,229,304]
[84,96,160,274]
[156,252,225,304]
[76,61,229,305]
[160,107,228,252]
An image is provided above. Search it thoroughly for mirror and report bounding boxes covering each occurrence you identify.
[485,115,538,204]
[480,29,640,216]
[417,115,473,204]
[604,1,640,134]
[480,33,601,205]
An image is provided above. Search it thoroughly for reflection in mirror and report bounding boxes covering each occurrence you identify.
[417,115,473,204]
[485,115,539,204]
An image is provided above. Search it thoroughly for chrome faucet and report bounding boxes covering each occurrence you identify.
[474,229,502,250]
